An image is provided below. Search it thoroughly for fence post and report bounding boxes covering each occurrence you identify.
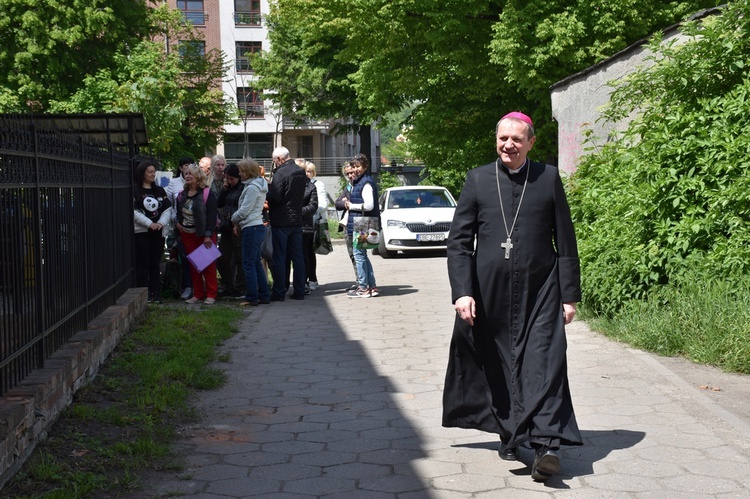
[31,121,46,366]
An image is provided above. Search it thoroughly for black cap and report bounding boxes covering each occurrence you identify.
[225,163,241,179]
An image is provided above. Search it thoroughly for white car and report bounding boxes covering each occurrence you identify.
[376,186,457,258]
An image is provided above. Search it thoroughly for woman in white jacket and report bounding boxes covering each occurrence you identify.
[305,161,327,290]
[231,158,270,306]
[133,160,172,303]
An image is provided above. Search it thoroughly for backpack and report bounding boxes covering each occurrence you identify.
[179,188,220,229]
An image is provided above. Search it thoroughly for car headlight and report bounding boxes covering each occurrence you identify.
[387,220,407,228]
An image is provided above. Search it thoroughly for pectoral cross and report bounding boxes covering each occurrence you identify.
[501,237,513,259]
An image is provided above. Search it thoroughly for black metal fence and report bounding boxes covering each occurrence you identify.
[0,115,135,397]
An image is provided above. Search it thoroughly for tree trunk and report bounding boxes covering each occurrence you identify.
[358,124,372,164]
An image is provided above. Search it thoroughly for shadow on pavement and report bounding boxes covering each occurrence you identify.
[455,428,645,488]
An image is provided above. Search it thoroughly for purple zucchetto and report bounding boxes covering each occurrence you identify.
[501,111,533,127]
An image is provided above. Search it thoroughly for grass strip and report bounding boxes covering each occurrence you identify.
[584,277,750,374]
[2,303,243,498]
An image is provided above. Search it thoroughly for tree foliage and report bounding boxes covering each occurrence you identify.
[0,1,235,165]
[489,0,717,164]
[251,0,361,126]
[568,1,750,317]
[48,5,234,164]
[0,0,151,110]
[253,0,717,194]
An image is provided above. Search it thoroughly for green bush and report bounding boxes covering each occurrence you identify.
[569,1,750,317]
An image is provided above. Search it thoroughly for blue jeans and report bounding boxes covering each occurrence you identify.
[271,226,305,298]
[242,225,270,303]
[353,246,376,289]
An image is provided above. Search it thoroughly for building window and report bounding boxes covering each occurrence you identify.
[223,133,273,159]
[178,0,206,25]
[238,88,264,118]
[178,41,206,60]
[234,0,261,26]
[236,41,262,73]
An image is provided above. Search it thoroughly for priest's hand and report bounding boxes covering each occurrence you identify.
[455,296,476,326]
[563,303,577,325]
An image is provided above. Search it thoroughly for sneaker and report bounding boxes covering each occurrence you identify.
[308,281,318,291]
[180,287,193,300]
[203,298,216,305]
[347,287,370,298]
[348,283,358,291]
[369,287,379,297]
[305,285,311,295]
[184,297,200,304]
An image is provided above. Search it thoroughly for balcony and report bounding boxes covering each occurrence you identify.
[234,11,262,26]
[181,10,207,25]
[236,58,253,73]
[239,104,265,118]
[282,117,329,130]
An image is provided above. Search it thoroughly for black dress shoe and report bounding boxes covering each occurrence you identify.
[270,294,285,302]
[289,294,305,300]
[498,443,519,461]
[531,448,560,481]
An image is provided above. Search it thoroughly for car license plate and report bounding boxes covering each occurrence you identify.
[417,233,445,242]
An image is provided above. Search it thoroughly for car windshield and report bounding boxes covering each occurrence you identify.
[388,189,455,209]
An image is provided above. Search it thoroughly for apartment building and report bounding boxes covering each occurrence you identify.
[168,0,380,175]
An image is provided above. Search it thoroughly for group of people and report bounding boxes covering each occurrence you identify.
[133,147,371,307]
[135,110,581,483]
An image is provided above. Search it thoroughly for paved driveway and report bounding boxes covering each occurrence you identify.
[137,245,750,498]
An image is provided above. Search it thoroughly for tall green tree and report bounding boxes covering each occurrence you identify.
[0,0,151,111]
[489,0,719,160]
[251,0,376,155]
[253,0,717,194]
[48,5,235,164]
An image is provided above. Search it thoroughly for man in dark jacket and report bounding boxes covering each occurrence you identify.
[267,146,307,300]
[216,163,245,298]
[285,165,318,294]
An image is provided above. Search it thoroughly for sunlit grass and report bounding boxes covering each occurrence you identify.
[585,276,750,374]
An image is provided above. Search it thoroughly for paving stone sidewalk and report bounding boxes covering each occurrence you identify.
[136,243,750,498]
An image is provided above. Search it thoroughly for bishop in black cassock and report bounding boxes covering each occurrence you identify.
[442,112,582,482]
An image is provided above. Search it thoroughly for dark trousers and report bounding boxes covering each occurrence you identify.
[287,229,316,286]
[176,234,192,291]
[345,234,358,282]
[217,231,244,294]
[135,230,164,297]
[271,226,305,298]
[304,229,317,282]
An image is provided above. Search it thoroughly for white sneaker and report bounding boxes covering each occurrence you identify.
[308,281,318,291]
[180,287,193,300]
[203,298,216,305]
[346,287,371,298]
[184,297,200,304]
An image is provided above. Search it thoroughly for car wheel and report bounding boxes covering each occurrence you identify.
[378,237,396,259]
